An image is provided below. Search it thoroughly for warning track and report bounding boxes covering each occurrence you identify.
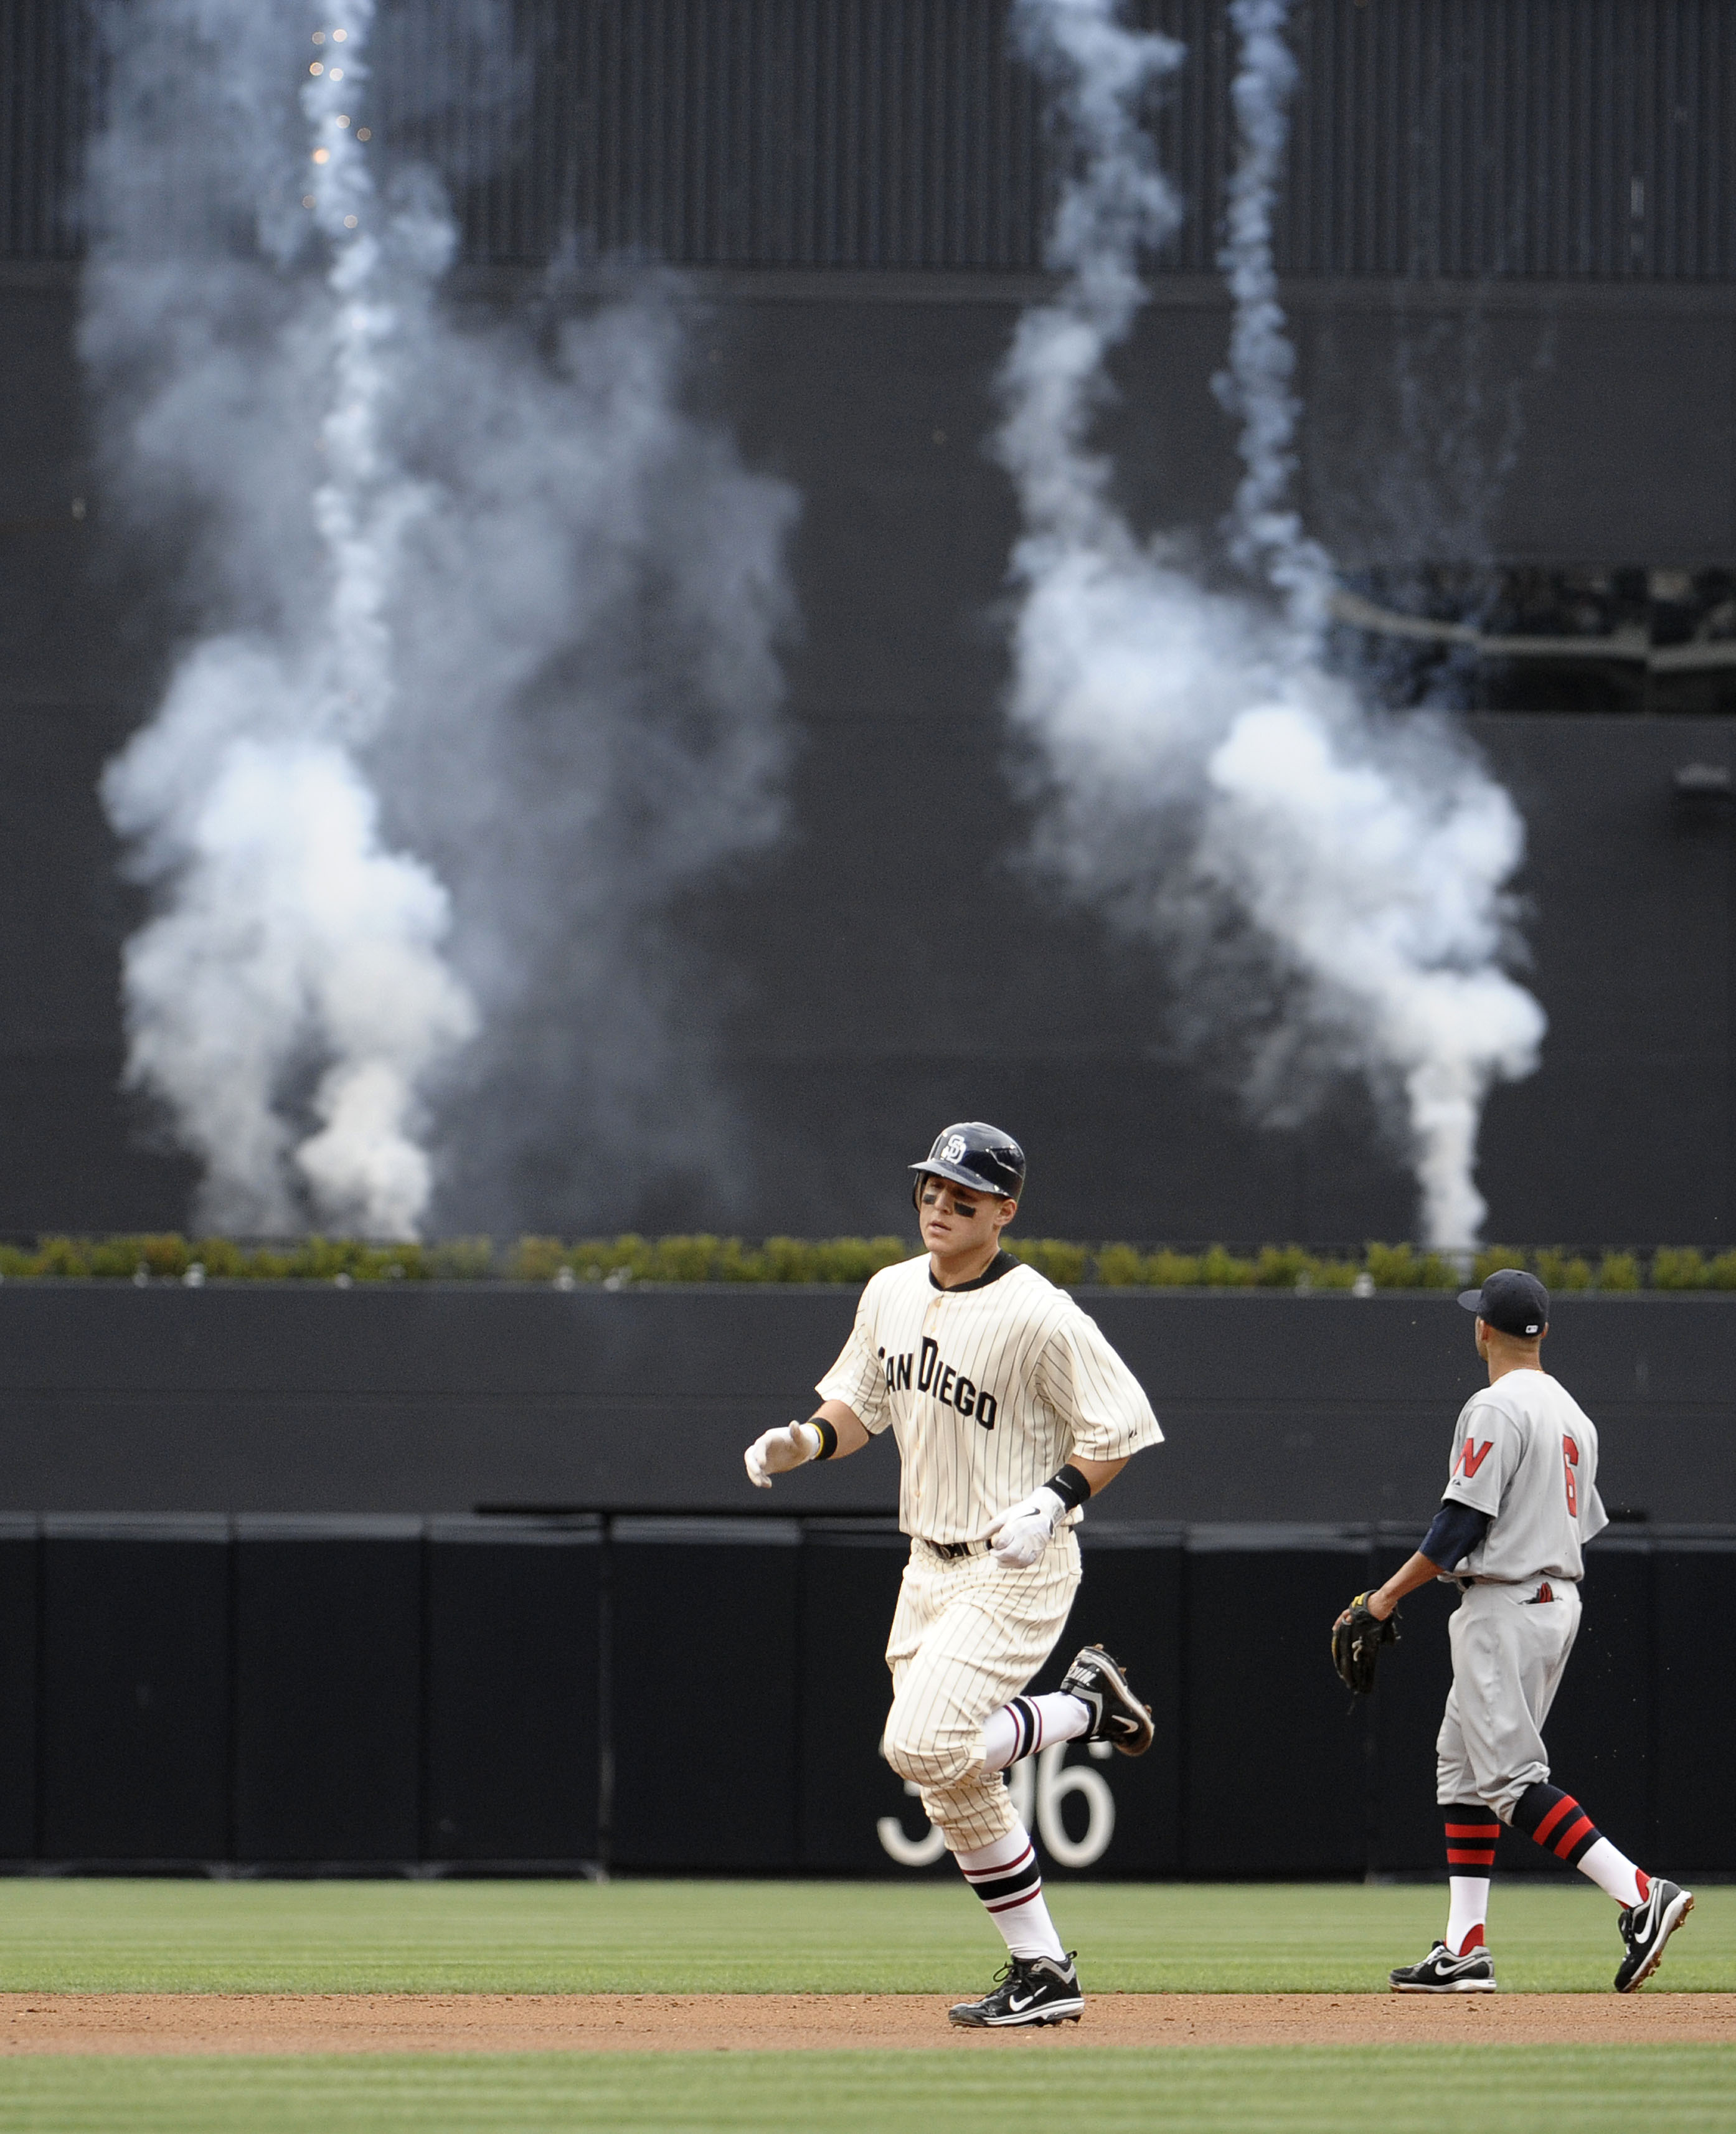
[0,1993,1730,2056]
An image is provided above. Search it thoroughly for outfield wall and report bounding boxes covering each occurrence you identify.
[0,1287,1728,1524]
[0,1513,1729,1881]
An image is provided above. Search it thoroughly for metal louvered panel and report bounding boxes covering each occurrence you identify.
[3,0,1734,278]
[440,0,1060,270]
[1,0,83,258]
[1286,0,1734,278]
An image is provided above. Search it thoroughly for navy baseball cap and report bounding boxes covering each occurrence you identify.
[1458,1267,1549,1337]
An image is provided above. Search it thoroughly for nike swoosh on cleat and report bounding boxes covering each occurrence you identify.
[1007,1994,1035,2012]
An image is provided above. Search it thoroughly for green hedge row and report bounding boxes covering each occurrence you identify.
[1,1233,1734,1290]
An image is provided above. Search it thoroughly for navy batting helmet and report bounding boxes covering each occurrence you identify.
[910,1122,1026,1208]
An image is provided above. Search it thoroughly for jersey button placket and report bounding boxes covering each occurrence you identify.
[918,1295,943,1527]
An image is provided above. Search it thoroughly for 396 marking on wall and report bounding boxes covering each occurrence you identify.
[877,1741,1117,1870]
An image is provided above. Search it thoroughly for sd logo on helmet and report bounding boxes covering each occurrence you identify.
[909,1121,1026,1211]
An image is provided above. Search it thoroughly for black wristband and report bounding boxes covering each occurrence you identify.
[1046,1463,1092,1512]
[808,1416,839,1461]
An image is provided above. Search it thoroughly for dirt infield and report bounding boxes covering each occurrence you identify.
[0,1993,1730,2056]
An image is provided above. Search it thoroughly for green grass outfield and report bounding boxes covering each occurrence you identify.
[0,1883,1727,2130]
[0,2047,1731,2134]
[0,1877,1727,1995]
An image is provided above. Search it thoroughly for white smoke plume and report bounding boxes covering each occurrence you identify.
[97,0,474,1239]
[999,0,1544,1247]
[87,0,795,1238]
[1211,0,1332,630]
[368,273,796,1234]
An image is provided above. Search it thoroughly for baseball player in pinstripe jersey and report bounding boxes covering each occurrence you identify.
[744,1122,1164,2028]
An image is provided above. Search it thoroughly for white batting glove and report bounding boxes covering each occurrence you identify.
[744,1421,821,1490]
[986,1485,1067,1568]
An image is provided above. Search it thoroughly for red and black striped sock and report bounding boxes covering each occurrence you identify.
[1511,1782,1602,1866]
[1442,1803,1498,1954]
[1443,1803,1500,1874]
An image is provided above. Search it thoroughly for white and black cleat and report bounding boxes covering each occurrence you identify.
[1389,1940,1498,1993]
[948,1952,1084,2028]
[1615,1878,1694,1993]
[1059,1645,1154,1757]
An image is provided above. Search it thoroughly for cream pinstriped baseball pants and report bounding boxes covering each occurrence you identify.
[879,1528,1081,1851]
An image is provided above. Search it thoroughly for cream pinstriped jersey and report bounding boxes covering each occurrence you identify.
[816,1252,1163,1544]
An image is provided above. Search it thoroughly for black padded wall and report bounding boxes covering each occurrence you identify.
[606,1518,802,1871]
[1025,1527,1185,1878]
[0,1518,35,1860]
[232,1519,422,1863]
[37,1517,229,1861]
[422,1518,603,1863]
[1653,1541,1736,1871]
[1367,1569,1458,1874]
[795,1523,917,1872]
[1183,1531,1374,1877]
[0,1516,1729,1875]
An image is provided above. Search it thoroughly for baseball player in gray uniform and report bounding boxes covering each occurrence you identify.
[744,1122,1164,2028]
[1337,1268,1693,1993]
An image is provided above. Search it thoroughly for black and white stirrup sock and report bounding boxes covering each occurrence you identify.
[980,1693,1090,1773]
[953,1825,1066,1963]
[954,1694,1093,1962]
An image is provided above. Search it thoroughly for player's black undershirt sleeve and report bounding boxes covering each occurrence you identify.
[1420,1498,1493,1571]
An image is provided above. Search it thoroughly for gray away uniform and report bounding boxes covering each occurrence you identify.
[1433,1367,1608,1820]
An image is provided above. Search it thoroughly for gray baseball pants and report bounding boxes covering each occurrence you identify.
[1435,1578,1581,1822]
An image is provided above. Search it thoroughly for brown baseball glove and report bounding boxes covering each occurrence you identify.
[1331,1592,1398,1694]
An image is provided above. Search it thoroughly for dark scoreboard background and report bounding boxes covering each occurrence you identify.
[2,5,1736,1247]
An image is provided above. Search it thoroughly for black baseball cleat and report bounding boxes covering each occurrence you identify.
[1615,1878,1694,1993]
[948,1952,1084,2028]
[1389,1941,1498,1993]
[1059,1645,1154,1757]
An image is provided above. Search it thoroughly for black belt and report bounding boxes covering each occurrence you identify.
[922,1537,990,1559]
